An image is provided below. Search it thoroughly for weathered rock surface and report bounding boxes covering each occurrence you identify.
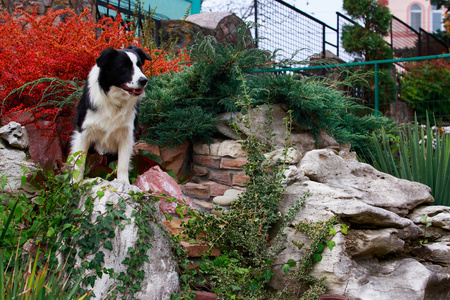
[159,12,251,53]
[0,121,29,149]
[217,104,341,155]
[212,188,243,206]
[408,205,450,230]
[0,122,36,190]
[269,149,450,300]
[77,179,179,300]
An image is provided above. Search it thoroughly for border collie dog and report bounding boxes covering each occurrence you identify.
[70,45,151,184]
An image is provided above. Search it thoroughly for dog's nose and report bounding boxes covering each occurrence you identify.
[138,77,148,87]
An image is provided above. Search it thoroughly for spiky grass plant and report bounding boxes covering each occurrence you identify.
[370,114,450,206]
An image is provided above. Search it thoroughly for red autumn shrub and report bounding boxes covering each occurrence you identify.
[0,8,189,141]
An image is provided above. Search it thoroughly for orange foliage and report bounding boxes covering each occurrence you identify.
[0,7,189,140]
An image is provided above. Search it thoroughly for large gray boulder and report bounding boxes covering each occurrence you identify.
[269,149,450,300]
[76,179,179,300]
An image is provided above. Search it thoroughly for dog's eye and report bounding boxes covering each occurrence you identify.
[120,65,131,70]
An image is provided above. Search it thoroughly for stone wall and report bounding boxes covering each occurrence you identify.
[0,0,95,15]
[159,12,253,53]
[182,139,250,211]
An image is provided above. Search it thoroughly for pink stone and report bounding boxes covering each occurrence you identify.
[134,165,195,214]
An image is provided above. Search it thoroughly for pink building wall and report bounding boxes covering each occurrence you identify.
[388,0,444,32]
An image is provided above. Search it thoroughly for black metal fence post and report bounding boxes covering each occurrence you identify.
[254,0,258,48]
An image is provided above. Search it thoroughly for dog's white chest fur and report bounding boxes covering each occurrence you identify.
[79,67,139,154]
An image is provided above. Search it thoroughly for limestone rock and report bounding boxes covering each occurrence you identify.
[0,121,29,149]
[334,258,441,300]
[345,229,405,257]
[264,147,301,166]
[420,240,450,264]
[212,188,243,206]
[217,140,247,158]
[216,104,341,154]
[408,205,450,230]
[77,179,179,299]
[0,127,36,190]
[299,149,433,216]
[134,165,195,214]
[268,148,449,300]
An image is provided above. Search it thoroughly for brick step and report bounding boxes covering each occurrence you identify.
[163,218,220,258]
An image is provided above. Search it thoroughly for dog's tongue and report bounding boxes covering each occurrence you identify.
[121,84,143,96]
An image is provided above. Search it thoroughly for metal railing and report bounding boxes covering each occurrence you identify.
[254,0,338,64]
[254,0,448,64]
[251,53,450,122]
[389,16,448,58]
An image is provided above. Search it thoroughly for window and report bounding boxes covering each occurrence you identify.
[410,4,422,32]
[431,5,444,32]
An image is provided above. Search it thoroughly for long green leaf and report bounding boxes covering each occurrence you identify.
[0,199,20,247]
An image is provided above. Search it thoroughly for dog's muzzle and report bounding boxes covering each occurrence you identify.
[121,77,148,96]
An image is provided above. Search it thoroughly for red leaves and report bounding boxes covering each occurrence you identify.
[0,8,188,143]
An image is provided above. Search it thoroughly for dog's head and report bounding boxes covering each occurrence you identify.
[96,45,151,97]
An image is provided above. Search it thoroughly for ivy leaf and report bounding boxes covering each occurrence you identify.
[97,191,105,199]
[72,170,81,181]
[248,280,259,293]
[312,253,323,264]
[340,224,349,235]
[104,240,113,250]
[281,259,297,274]
[317,242,325,253]
[329,227,337,235]
[327,240,336,251]
[262,269,274,282]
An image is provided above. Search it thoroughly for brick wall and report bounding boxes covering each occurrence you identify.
[182,139,250,211]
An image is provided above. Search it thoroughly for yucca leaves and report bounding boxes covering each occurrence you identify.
[370,114,449,206]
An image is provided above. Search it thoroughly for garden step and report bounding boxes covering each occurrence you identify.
[163,218,220,257]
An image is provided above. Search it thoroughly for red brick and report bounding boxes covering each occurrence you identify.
[182,182,210,199]
[180,240,220,257]
[195,291,217,300]
[205,181,230,197]
[209,170,232,185]
[220,157,247,170]
[193,164,208,176]
[201,155,221,169]
[193,200,213,210]
[162,218,190,236]
[193,155,203,164]
[232,173,250,187]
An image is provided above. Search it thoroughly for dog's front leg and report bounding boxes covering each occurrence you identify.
[70,131,89,182]
[117,137,133,184]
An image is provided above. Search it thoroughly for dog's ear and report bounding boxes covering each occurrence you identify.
[129,46,152,62]
[96,48,118,68]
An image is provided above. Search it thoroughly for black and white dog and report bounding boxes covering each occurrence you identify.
[70,45,151,184]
